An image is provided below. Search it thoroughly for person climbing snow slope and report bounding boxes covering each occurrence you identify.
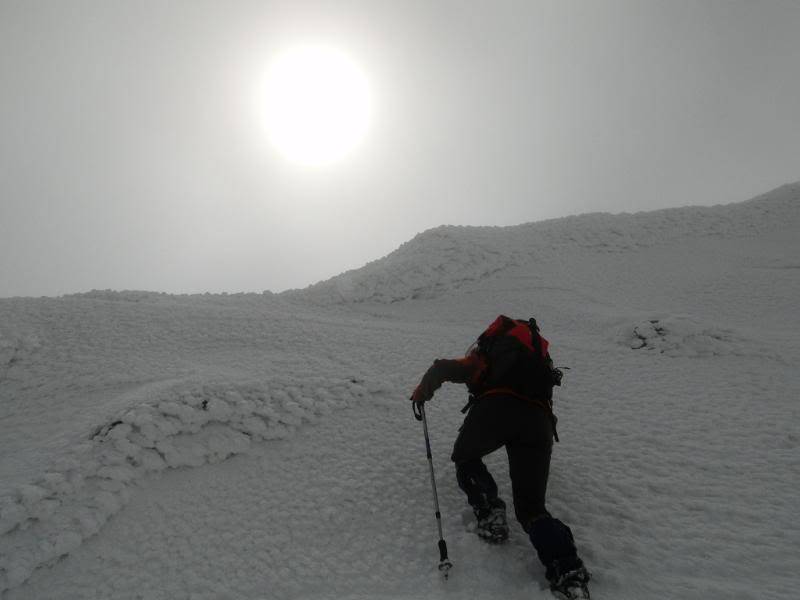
[411,315,591,600]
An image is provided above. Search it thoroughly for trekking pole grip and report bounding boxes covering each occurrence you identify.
[412,400,423,421]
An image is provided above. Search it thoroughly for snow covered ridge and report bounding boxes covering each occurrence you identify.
[62,289,277,302]
[294,182,800,304]
[0,375,388,594]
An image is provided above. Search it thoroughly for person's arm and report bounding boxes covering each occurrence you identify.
[410,353,485,403]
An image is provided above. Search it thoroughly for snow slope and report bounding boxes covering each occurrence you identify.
[1,183,799,599]
[294,182,800,305]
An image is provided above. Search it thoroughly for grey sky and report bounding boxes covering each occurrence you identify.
[2,0,799,297]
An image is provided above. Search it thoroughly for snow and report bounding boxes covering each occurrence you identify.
[295,182,799,305]
[1,182,799,599]
[0,375,382,590]
[620,314,772,358]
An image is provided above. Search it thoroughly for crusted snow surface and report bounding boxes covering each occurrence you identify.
[0,292,398,594]
[0,376,381,592]
[1,185,799,599]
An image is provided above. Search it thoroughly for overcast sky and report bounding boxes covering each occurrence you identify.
[2,0,799,298]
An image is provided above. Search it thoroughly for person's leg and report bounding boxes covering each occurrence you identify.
[505,416,552,529]
[528,517,586,584]
[451,398,510,510]
[454,457,499,509]
[506,403,589,591]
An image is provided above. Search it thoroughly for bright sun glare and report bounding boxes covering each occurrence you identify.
[260,45,372,166]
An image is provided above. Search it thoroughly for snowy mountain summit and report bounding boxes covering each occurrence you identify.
[297,182,800,304]
[1,183,799,599]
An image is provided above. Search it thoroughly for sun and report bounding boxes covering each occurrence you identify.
[259,45,372,166]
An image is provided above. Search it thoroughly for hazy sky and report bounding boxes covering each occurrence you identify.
[2,0,799,297]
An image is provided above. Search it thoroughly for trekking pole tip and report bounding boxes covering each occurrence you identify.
[437,538,452,578]
[438,558,453,579]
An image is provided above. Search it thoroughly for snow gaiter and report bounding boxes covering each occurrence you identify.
[528,516,583,580]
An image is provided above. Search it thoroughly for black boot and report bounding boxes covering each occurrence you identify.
[547,558,591,599]
[474,497,509,543]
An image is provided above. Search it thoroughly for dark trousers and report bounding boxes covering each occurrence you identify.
[451,395,582,577]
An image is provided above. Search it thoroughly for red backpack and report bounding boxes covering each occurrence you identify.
[477,315,550,360]
[470,315,564,438]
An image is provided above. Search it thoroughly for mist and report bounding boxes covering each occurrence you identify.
[2,0,799,297]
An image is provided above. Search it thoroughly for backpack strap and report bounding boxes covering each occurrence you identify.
[527,318,542,356]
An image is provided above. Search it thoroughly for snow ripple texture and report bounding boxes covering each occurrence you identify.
[0,376,385,594]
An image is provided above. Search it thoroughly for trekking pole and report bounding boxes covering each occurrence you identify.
[413,400,453,579]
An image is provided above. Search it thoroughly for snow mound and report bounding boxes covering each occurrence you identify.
[293,182,800,304]
[621,315,767,358]
[325,226,515,303]
[0,375,388,594]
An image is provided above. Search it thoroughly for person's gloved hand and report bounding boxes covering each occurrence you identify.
[410,384,432,404]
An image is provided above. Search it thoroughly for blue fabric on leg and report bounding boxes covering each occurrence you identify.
[528,516,582,578]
